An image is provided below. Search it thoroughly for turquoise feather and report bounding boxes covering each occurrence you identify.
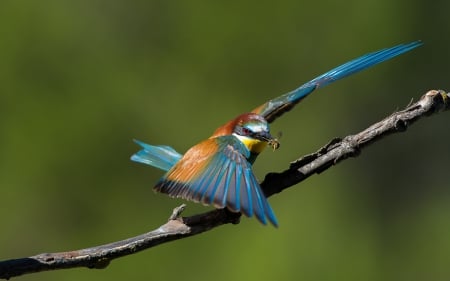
[131,140,181,171]
[154,136,278,226]
[253,41,423,122]
[131,41,422,227]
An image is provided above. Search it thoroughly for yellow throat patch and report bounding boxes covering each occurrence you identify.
[234,135,267,154]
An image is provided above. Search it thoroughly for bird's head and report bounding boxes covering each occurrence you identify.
[213,113,280,154]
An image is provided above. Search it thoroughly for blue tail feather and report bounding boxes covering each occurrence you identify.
[131,140,182,171]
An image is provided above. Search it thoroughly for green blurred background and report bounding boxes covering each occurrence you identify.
[1,1,449,280]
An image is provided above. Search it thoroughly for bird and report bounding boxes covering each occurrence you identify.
[131,41,422,227]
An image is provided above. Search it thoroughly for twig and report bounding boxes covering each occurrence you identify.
[0,90,448,280]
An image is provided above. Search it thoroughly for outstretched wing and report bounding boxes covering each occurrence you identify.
[131,140,182,171]
[252,41,422,123]
[154,136,278,226]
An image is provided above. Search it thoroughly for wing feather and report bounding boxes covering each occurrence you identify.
[252,41,422,123]
[154,136,278,226]
[241,167,254,218]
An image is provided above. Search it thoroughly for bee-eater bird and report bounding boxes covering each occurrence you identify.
[132,41,422,227]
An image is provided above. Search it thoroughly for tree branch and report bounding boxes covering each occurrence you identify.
[0,90,448,280]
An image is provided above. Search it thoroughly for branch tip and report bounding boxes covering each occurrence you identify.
[169,204,187,221]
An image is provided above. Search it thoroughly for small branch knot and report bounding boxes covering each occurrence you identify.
[339,136,361,159]
[394,118,408,131]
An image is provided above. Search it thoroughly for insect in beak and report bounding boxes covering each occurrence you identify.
[268,138,280,151]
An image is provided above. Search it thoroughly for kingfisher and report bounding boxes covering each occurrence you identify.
[131,41,422,227]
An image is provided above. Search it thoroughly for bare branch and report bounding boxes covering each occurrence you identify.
[0,90,448,280]
[261,90,450,197]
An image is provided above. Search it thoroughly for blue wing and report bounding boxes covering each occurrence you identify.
[252,41,422,122]
[131,140,182,171]
[154,136,278,227]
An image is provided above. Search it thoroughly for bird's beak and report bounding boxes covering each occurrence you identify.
[256,131,280,150]
[255,131,274,142]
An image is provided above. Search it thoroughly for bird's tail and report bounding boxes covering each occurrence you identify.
[131,140,182,172]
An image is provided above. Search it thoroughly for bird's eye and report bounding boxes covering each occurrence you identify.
[242,127,251,135]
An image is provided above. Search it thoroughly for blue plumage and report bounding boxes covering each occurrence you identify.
[152,136,278,226]
[253,41,422,122]
[131,140,181,171]
[132,41,422,227]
